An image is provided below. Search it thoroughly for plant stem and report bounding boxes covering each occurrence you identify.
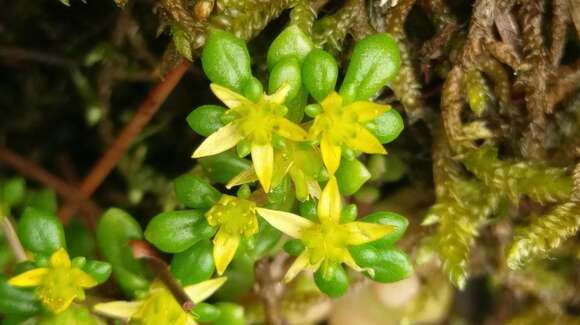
[58,60,190,222]
[0,216,27,262]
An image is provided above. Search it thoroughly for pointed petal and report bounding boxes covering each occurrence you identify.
[268,83,290,104]
[343,222,395,245]
[50,248,71,268]
[210,83,250,109]
[93,301,142,320]
[344,126,386,155]
[213,228,240,275]
[251,143,274,192]
[317,176,341,223]
[275,119,308,141]
[184,277,227,303]
[320,92,343,112]
[341,250,364,273]
[320,135,341,175]
[256,208,314,238]
[283,251,311,282]
[192,123,243,158]
[8,268,49,287]
[289,169,308,201]
[226,168,258,189]
[72,268,98,288]
[345,101,389,122]
[41,294,76,313]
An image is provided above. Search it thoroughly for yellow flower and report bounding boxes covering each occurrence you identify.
[192,83,308,192]
[256,177,394,282]
[309,92,389,174]
[227,141,323,201]
[94,277,227,325]
[206,195,259,275]
[8,248,97,313]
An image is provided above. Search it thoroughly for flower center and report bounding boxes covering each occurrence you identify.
[206,195,258,237]
[301,222,350,265]
[232,101,288,145]
[37,267,80,311]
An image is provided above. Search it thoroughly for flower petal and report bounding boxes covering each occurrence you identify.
[275,118,308,141]
[320,92,343,113]
[184,277,227,303]
[50,248,71,268]
[320,135,341,175]
[72,268,98,288]
[226,168,258,189]
[341,250,364,273]
[213,228,241,275]
[93,301,142,320]
[210,83,251,109]
[8,268,49,287]
[343,222,395,245]
[251,143,274,192]
[192,123,243,158]
[345,101,389,123]
[267,83,290,104]
[256,208,314,238]
[41,293,76,314]
[283,251,310,283]
[317,176,341,223]
[289,169,308,201]
[344,126,386,155]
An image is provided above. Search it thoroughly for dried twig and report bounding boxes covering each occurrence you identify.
[255,256,290,325]
[0,217,27,262]
[0,146,101,229]
[58,61,190,222]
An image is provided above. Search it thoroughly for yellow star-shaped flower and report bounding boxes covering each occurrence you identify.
[206,195,259,275]
[309,92,389,174]
[8,248,97,314]
[94,277,226,325]
[226,141,323,201]
[192,83,308,192]
[257,177,394,282]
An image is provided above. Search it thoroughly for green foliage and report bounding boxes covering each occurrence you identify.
[18,207,66,255]
[267,25,313,68]
[174,174,221,209]
[313,264,349,298]
[187,105,226,137]
[336,158,371,196]
[508,201,580,269]
[145,210,214,253]
[170,239,215,286]
[302,49,338,102]
[367,109,405,144]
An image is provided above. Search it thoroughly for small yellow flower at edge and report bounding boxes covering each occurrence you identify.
[309,92,389,175]
[256,177,394,282]
[93,277,227,325]
[8,248,97,314]
[192,83,308,192]
[206,195,259,275]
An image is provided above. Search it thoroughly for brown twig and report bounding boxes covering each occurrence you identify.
[130,240,195,311]
[58,60,190,222]
[255,257,289,325]
[0,146,101,229]
[0,216,27,262]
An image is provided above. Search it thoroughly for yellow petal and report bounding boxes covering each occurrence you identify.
[344,125,386,155]
[72,268,98,288]
[93,301,142,320]
[184,277,227,303]
[210,83,251,108]
[256,207,314,238]
[267,83,290,104]
[192,123,243,158]
[345,101,389,122]
[226,168,258,189]
[213,228,241,275]
[320,92,343,112]
[275,118,308,141]
[251,143,274,192]
[289,169,308,201]
[317,176,341,223]
[50,248,71,268]
[283,251,310,283]
[343,222,395,245]
[8,268,49,287]
[320,135,341,175]
[42,294,76,314]
[341,250,364,273]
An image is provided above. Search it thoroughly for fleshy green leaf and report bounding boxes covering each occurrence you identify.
[145,210,211,253]
[171,240,215,286]
[202,30,252,92]
[18,207,66,255]
[302,49,338,102]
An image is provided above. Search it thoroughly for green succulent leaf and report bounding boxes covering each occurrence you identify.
[145,210,213,253]
[302,48,338,102]
[339,33,400,104]
[82,260,112,284]
[213,303,245,325]
[199,151,252,184]
[18,207,66,255]
[267,25,314,68]
[0,276,41,316]
[187,105,226,137]
[367,109,404,144]
[193,303,221,323]
[363,248,413,283]
[174,174,221,209]
[202,30,252,92]
[269,56,302,101]
[171,239,215,286]
[314,263,349,298]
[336,158,371,196]
[361,211,409,248]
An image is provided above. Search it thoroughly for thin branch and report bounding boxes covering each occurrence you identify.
[0,46,78,68]
[255,257,289,325]
[0,146,101,229]
[58,60,190,222]
[0,217,27,262]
